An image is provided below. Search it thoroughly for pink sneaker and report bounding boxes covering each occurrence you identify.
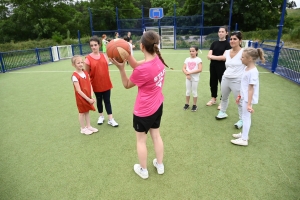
[87,126,98,133]
[80,127,93,135]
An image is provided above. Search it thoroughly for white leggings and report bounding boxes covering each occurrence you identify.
[186,79,199,97]
[241,100,252,140]
[220,77,242,120]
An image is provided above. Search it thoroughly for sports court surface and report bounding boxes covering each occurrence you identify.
[0,49,299,199]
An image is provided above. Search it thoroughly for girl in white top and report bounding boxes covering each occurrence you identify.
[215,31,245,130]
[182,46,203,111]
[231,47,264,146]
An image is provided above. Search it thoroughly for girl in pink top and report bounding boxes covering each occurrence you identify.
[111,30,170,179]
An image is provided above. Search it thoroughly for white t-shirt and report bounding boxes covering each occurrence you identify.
[224,49,245,78]
[240,67,259,104]
[184,57,202,81]
[72,71,86,82]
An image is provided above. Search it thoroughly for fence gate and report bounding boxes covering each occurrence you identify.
[160,26,174,49]
[146,26,174,49]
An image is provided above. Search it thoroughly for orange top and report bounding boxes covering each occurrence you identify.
[72,71,96,113]
[86,54,113,92]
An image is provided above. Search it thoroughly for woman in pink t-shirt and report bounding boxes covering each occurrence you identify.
[111,30,170,179]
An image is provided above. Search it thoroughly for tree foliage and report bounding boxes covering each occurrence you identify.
[0,0,292,43]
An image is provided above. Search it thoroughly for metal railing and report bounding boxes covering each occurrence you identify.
[0,44,90,73]
[248,40,300,84]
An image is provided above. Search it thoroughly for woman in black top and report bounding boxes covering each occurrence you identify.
[206,26,231,109]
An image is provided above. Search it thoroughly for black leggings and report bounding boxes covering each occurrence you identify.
[94,90,112,115]
[209,64,226,98]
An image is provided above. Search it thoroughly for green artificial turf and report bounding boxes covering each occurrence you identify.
[0,49,299,200]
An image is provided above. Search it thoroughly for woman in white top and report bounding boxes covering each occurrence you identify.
[215,31,245,129]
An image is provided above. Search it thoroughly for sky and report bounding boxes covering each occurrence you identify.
[295,0,300,8]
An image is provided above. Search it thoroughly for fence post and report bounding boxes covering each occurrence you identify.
[271,0,287,73]
[173,4,177,50]
[80,44,83,55]
[49,47,54,62]
[248,40,252,47]
[88,7,94,35]
[228,0,234,31]
[0,52,5,73]
[35,48,41,65]
[57,46,60,60]
[254,42,258,48]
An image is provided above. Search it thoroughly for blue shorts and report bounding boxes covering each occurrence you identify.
[133,103,163,134]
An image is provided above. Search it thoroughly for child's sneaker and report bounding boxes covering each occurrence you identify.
[153,158,164,175]
[87,126,98,133]
[231,138,248,146]
[133,164,149,179]
[183,104,189,110]
[80,127,93,135]
[215,111,228,119]
[234,120,243,129]
[232,132,242,139]
[191,105,198,112]
[108,118,119,127]
[97,116,104,125]
[232,132,250,140]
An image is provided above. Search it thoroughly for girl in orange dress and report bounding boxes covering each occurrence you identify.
[71,55,98,135]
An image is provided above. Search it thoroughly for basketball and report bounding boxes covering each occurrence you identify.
[106,39,131,63]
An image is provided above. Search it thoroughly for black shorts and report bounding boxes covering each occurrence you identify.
[133,103,163,134]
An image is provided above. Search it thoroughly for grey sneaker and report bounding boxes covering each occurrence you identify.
[234,120,243,129]
[153,158,164,175]
[108,118,119,127]
[183,104,189,110]
[215,111,228,119]
[133,164,149,179]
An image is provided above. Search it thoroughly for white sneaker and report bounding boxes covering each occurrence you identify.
[215,111,228,119]
[231,138,248,146]
[108,118,118,127]
[153,158,164,175]
[87,126,98,133]
[97,116,104,125]
[80,127,93,135]
[232,132,242,139]
[133,164,149,179]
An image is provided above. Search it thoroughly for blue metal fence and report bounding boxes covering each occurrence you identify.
[1,41,299,84]
[0,44,90,73]
[248,40,300,84]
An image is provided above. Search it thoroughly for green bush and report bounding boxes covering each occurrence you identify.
[51,31,63,44]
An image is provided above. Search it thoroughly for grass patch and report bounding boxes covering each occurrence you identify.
[0,49,299,199]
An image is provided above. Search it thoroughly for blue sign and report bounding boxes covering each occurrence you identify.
[149,8,164,19]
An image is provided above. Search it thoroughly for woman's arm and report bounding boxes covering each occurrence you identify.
[85,63,91,74]
[207,50,213,60]
[127,54,145,69]
[209,54,226,61]
[110,58,136,89]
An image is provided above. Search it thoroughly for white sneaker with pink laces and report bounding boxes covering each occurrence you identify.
[80,127,93,135]
[87,126,98,133]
